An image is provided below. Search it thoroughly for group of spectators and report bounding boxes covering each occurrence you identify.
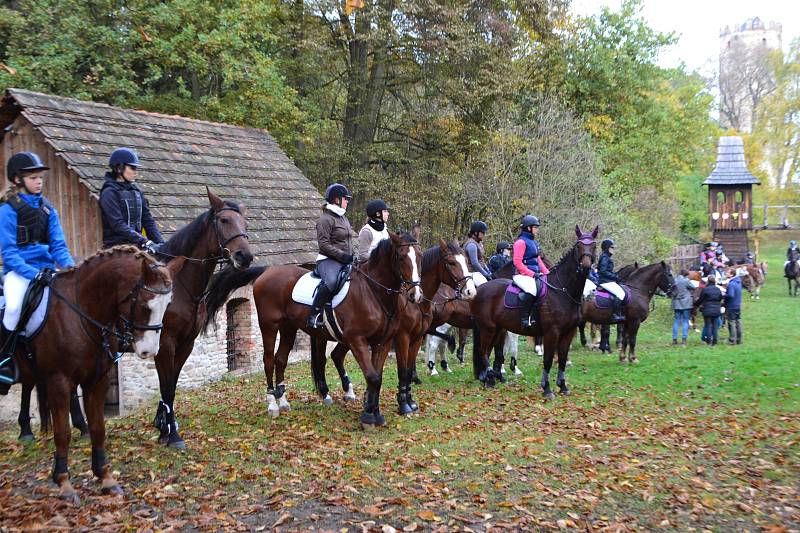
[671,268,745,347]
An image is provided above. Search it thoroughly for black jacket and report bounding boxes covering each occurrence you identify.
[597,252,619,284]
[99,174,164,248]
[696,285,723,317]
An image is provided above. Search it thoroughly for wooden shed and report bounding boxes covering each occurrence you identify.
[0,88,322,419]
[703,136,760,261]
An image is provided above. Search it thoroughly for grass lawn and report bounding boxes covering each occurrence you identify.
[1,234,798,532]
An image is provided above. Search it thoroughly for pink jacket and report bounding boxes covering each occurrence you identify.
[512,239,550,277]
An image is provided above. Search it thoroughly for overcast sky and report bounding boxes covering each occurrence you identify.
[571,0,800,74]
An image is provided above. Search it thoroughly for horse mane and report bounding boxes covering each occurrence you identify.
[159,201,241,257]
[422,240,461,274]
[78,244,159,269]
[551,244,578,272]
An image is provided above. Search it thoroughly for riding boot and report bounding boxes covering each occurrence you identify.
[307,284,332,329]
[518,292,536,328]
[611,297,625,323]
[0,326,18,395]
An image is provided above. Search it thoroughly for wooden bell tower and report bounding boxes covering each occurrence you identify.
[703,136,760,262]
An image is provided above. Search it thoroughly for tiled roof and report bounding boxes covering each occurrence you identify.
[1,88,322,265]
[704,136,761,186]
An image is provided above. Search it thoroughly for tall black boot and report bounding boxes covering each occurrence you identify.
[518,293,536,328]
[0,326,18,395]
[611,297,625,323]
[307,284,332,329]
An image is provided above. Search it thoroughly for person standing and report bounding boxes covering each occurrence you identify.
[671,269,694,346]
[725,268,745,345]
[696,275,723,346]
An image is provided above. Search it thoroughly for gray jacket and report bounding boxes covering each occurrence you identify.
[671,275,695,310]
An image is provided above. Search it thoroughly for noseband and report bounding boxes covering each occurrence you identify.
[117,271,173,351]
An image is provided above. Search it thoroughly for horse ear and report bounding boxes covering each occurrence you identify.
[165,256,188,279]
[142,258,160,285]
[575,225,582,238]
[591,226,599,238]
[206,187,225,210]
[634,261,640,269]
[439,238,448,251]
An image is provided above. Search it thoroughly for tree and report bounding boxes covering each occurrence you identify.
[719,37,779,133]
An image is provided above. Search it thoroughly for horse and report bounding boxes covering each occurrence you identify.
[150,189,254,449]
[785,250,800,296]
[13,246,183,504]
[471,225,599,397]
[17,385,87,442]
[204,233,422,428]
[578,262,639,352]
[582,261,674,363]
[321,240,476,414]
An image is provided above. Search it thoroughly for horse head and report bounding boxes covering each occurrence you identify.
[437,238,477,300]
[207,188,254,270]
[657,260,675,296]
[390,233,422,303]
[574,225,599,269]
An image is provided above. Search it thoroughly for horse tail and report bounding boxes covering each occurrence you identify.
[472,327,486,379]
[36,381,51,435]
[204,265,267,332]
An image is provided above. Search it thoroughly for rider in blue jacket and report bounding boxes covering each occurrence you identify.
[0,152,75,393]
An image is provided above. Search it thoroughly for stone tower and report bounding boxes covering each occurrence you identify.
[718,18,782,132]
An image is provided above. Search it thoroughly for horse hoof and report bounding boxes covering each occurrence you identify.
[101,484,124,496]
[629,358,638,364]
[268,406,280,418]
[543,391,555,401]
[323,395,334,406]
[359,412,376,427]
[409,401,419,412]
[374,412,387,426]
[514,368,524,376]
[343,385,357,402]
[167,438,186,451]
[18,434,34,443]
[279,398,291,411]
[559,388,571,396]
[398,403,413,415]
[59,490,81,506]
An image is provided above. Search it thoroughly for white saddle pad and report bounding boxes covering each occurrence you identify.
[0,288,50,338]
[291,272,350,308]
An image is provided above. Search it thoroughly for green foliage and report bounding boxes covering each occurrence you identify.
[675,174,707,238]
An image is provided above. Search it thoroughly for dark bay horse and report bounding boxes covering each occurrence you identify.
[582,261,674,363]
[471,226,598,398]
[150,189,253,448]
[319,239,476,413]
[786,250,799,296]
[579,262,639,353]
[204,233,422,428]
[14,247,182,503]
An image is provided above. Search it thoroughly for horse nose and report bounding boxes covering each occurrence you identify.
[234,249,253,268]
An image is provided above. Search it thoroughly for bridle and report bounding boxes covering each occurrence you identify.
[546,236,596,305]
[116,274,173,351]
[212,206,249,263]
[357,241,421,295]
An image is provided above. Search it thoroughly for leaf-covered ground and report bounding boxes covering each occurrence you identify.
[2,241,799,532]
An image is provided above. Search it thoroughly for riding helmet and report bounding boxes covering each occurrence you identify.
[6,152,49,182]
[715,249,723,256]
[469,220,488,235]
[519,214,540,228]
[325,183,352,203]
[109,147,140,168]
[792,240,798,247]
[366,199,389,218]
[601,238,615,251]
[495,241,511,253]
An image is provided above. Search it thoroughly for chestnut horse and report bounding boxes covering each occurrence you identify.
[204,233,422,428]
[582,261,674,363]
[471,226,598,397]
[14,247,182,503]
[150,190,253,448]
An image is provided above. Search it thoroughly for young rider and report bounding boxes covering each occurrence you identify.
[488,241,511,275]
[512,214,549,327]
[0,152,75,393]
[464,221,493,285]
[597,239,625,322]
[357,199,389,263]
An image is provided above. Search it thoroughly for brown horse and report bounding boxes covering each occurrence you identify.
[578,262,639,352]
[150,189,253,448]
[320,239,476,414]
[582,261,674,363]
[204,233,422,428]
[785,250,800,296]
[15,247,183,503]
[471,226,598,397]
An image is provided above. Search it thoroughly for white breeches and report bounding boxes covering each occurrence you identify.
[600,282,625,300]
[2,271,30,330]
[426,324,452,363]
[471,272,488,287]
[583,279,597,298]
[512,274,537,296]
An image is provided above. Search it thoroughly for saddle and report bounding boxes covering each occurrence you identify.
[590,285,631,310]
[0,270,54,340]
[504,277,548,309]
[292,264,352,308]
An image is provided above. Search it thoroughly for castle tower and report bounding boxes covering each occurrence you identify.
[719,18,782,132]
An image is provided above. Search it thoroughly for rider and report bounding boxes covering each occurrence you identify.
[0,152,75,393]
[512,214,550,327]
[488,241,511,275]
[743,251,755,265]
[99,148,164,254]
[357,199,389,263]
[464,221,493,285]
[597,239,626,323]
[308,183,354,329]
[716,246,730,266]
[786,240,800,268]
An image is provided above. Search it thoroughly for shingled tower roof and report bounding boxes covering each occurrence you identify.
[703,136,761,186]
[0,88,322,265]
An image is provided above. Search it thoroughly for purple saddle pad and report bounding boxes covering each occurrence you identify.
[504,277,548,308]
[594,285,631,309]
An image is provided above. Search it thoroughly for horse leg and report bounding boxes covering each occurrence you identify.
[272,326,296,412]
[370,344,391,426]
[84,374,122,496]
[395,334,413,415]
[471,327,495,388]
[492,334,507,383]
[18,382,34,442]
[618,323,628,363]
[158,342,194,450]
[405,337,425,412]
[556,330,576,395]
[578,321,587,347]
[626,321,642,363]
[331,342,356,402]
[70,388,89,440]
[507,333,522,376]
[261,325,280,418]
[426,333,442,376]
[47,376,79,505]
[541,334,557,400]
[349,339,381,429]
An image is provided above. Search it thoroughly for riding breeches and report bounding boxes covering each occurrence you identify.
[471,272,488,287]
[513,274,538,296]
[600,281,625,300]
[583,279,597,298]
[2,271,30,330]
[316,258,346,292]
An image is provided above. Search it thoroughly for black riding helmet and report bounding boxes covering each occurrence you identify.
[519,214,540,229]
[366,199,389,218]
[325,183,352,203]
[6,152,49,183]
[109,147,140,169]
[469,220,488,235]
[601,239,615,251]
[495,241,511,254]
